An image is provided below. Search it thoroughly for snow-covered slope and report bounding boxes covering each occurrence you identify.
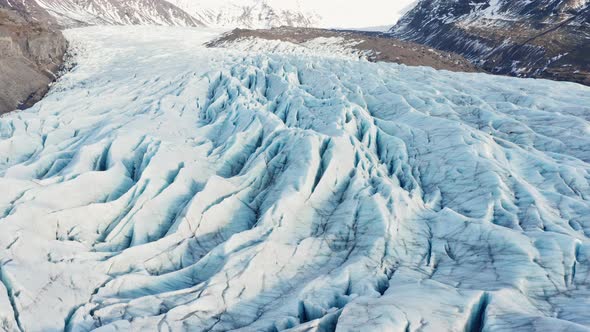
[164,0,320,29]
[35,0,203,27]
[31,0,416,30]
[32,0,318,29]
[1,26,590,331]
[164,0,420,29]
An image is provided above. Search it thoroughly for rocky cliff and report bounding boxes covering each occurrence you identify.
[0,0,67,114]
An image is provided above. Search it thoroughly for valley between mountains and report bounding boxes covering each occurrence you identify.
[0,26,589,332]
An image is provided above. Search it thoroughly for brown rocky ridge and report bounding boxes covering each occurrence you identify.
[207,26,482,74]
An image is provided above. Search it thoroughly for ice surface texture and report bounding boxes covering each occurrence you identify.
[1,26,590,332]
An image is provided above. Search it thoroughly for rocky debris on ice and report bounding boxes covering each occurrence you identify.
[208,27,481,73]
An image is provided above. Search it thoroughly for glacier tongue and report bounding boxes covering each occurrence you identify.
[1,26,590,332]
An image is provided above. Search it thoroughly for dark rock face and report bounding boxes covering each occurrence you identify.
[208,27,481,73]
[391,0,590,85]
[0,0,67,114]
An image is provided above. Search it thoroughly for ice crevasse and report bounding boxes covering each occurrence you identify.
[0,26,589,332]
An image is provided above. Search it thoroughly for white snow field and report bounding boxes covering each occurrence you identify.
[1,26,590,332]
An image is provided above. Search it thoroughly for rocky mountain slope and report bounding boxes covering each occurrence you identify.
[34,0,204,27]
[0,0,67,114]
[1,25,590,332]
[391,0,590,85]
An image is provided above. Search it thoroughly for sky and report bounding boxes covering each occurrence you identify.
[299,0,418,29]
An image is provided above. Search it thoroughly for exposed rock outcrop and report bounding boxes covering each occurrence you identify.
[0,0,67,114]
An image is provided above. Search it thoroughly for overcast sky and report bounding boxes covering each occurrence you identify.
[300,0,418,29]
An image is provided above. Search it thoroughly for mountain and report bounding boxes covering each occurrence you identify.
[0,0,67,114]
[163,0,320,29]
[35,0,204,27]
[28,0,320,29]
[1,25,590,332]
[391,0,590,85]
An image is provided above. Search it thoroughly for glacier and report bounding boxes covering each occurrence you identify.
[0,26,590,332]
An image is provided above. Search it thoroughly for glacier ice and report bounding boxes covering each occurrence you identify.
[0,26,590,331]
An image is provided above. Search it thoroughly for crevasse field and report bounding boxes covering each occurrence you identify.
[1,26,590,332]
